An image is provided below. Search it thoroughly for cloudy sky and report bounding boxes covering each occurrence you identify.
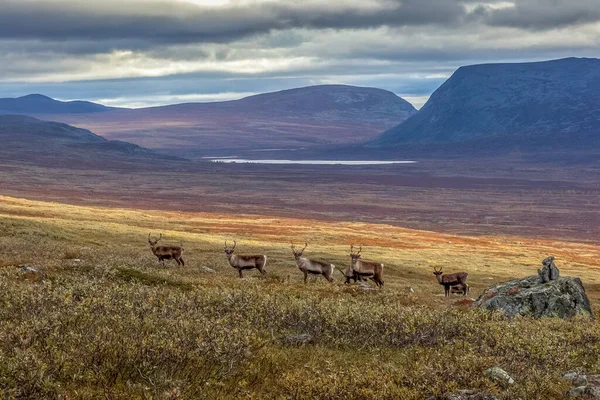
[0,0,599,108]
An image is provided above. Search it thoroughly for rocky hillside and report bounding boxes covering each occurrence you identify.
[25,85,416,156]
[374,58,600,148]
[0,94,114,114]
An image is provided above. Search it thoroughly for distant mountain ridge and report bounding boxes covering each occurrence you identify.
[17,85,417,156]
[0,115,176,165]
[374,58,600,148]
[0,94,115,114]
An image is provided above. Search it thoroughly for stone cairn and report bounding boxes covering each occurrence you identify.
[538,255,559,283]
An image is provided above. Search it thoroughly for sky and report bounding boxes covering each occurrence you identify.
[0,0,599,109]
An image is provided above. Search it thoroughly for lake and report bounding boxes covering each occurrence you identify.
[208,159,417,165]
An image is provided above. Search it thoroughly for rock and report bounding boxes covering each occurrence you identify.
[564,372,588,388]
[565,373,600,398]
[430,390,497,400]
[68,258,82,263]
[568,385,600,398]
[538,256,560,283]
[485,367,514,387]
[475,275,593,319]
[407,286,415,294]
[357,280,373,290]
[19,265,40,273]
[200,266,216,273]
[282,334,314,345]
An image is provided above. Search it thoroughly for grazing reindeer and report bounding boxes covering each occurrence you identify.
[224,240,267,278]
[148,233,184,266]
[291,242,335,283]
[433,266,469,297]
[343,245,384,287]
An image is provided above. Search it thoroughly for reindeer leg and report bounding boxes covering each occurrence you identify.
[238,268,244,279]
[303,270,308,284]
[179,257,185,267]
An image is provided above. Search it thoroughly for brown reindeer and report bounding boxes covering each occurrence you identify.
[148,233,184,266]
[224,240,267,278]
[343,245,384,287]
[291,242,335,283]
[433,266,469,297]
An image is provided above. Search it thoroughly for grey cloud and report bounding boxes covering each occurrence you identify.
[477,0,600,30]
[0,0,466,47]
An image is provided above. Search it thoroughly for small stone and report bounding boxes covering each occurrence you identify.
[282,334,314,345]
[569,386,587,397]
[407,286,415,294]
[357,280,373,290]
[567,385,600,398]
[200,266,216,273]
[564,372,588,388]
[68,258,82,263]
[485,367,514,387]
[19,265,40,273]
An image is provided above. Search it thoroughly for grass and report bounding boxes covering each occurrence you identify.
[0,195,599,399]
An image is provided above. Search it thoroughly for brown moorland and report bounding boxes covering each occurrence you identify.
[0,195,599,399]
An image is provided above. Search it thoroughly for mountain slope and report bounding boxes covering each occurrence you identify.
[26,85,416,156]
[374,58,600,148]
[0,94,115,114]
[0,115,176,167]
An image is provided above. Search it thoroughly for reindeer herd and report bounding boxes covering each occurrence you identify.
[147,234,469,296]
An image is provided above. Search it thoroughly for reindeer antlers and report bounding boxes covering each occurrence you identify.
[291,241,308,252]
[225,240,237,250]
[350,244,362,255]
[148,233,162,242]
[433,266,443,273]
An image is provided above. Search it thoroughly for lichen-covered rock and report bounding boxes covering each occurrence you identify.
[475,276,593,319]
[564,371,588,388]
[485,367,514,387]
[565,373,600,398]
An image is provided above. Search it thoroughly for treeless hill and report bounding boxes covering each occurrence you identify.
[28,85,416,157]
[0,94,115,114]
[0,115,179,167]
[374,58,600,151]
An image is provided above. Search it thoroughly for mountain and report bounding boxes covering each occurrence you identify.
[374,58,600,149]
[24,85,416,157]
[0,115,176,166]
[0,94,114,114]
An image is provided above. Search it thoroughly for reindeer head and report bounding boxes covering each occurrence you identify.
[433,266,443,276]
[148,233,162,248]
[224,240,237,256]
[349,245,362,264]
[291,241,307,260]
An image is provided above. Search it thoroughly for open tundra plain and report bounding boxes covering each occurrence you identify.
[1,195,600,399]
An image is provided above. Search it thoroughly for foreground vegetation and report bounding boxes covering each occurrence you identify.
[0,196,599,399]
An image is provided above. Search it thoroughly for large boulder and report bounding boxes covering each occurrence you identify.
[474,276,593,319]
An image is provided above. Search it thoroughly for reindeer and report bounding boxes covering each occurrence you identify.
[291,242,335,283]
[342,245,384,287]
[224,240,267,278]
[148,233,184,266]
[433,266,469,297]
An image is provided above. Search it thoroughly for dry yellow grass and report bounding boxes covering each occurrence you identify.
[1,195,599,399]
[1,195,599,302]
